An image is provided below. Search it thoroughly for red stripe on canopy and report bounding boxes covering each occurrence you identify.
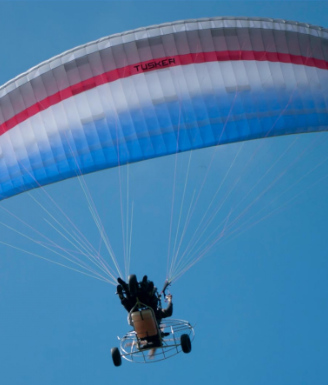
[0,50,327,136]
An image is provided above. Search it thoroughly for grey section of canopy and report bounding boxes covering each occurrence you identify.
[1,16,328,96]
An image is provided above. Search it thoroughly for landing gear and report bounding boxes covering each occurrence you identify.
[111,347,122,366]
[180,334,192,353]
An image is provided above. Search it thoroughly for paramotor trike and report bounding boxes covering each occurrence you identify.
[111,305,194,366]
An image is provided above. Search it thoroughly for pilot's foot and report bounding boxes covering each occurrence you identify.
[148,348,156,359]
[140,275,148,290]
[117,277,129,293]
[128,274,138,296]
[116,285,124,299]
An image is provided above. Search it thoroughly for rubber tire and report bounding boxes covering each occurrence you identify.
[111,347,122,367]
[180,334,192,354]
[128,274,138,296]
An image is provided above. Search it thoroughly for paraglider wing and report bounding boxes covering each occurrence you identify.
[0,17,327,200]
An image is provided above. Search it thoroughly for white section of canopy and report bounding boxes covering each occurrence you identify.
[0,60,324,174]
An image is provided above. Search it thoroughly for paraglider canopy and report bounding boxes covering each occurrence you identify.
[0,17,327,200]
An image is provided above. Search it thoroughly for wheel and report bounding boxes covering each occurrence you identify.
[111,347,122,367]
[180,334,192,353]
[128,274,138,296]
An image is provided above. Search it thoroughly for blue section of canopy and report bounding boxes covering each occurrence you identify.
[1,86,327,200]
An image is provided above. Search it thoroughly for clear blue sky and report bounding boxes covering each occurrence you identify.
[0,1,328,385]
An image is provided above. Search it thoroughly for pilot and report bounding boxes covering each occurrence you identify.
[116,275,173,322]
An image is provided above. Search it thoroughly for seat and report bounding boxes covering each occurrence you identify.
[131,308,159,339]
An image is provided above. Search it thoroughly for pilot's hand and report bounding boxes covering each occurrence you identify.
[166,294,172,303]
